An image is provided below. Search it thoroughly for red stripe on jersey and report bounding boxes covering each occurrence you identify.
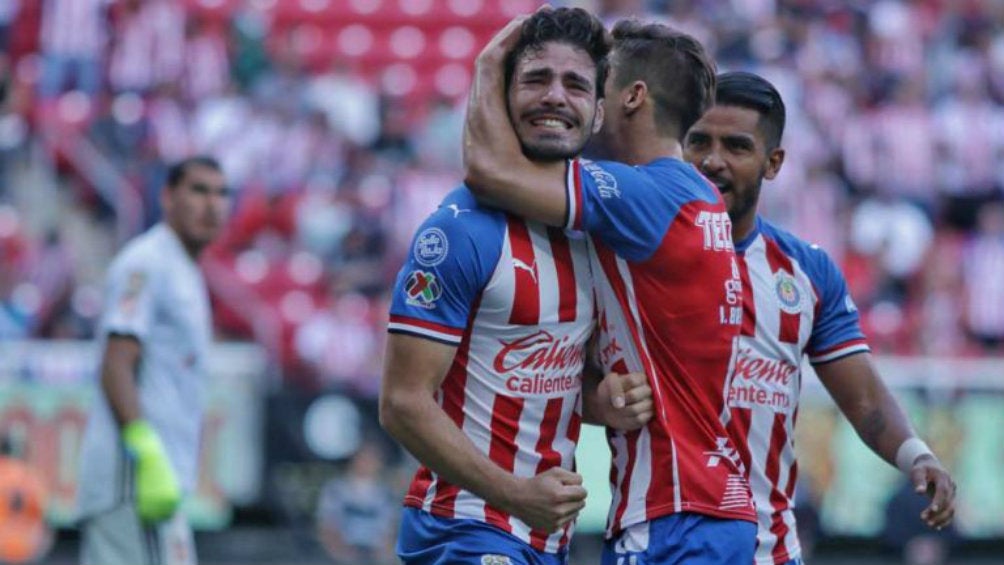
[571,160,584,231]
[610,428,641,530]
[507,217,540,325]
[388,315,464,337]
[529,397,566,550]
[483,395,525,533]
[406,466,434,505]
[592,245,662,421]
[594,243,680,529]
[737,255,757,337]
[729,408,754,477]
[548,227,578,322]
[557,393,582,549]
[764,238,800,344]
[765,412,791,563]
[428,295,482,515]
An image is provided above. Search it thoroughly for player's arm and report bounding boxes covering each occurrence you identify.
[380,334,586,531]
[100,335,143,425]
[807,248,955,529]
[815,354,955,529]
[99,264,179,523]
[463,16,569,226]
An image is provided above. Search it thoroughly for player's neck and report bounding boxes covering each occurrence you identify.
[732,213,757,244]
[165,221,206,260]
[616,133,682,165]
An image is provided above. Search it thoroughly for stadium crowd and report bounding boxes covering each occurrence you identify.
[1,0,1004,399]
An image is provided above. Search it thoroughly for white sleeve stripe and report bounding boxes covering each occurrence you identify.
[387,322,462,345]
[564,160,577,231]
[809,343,870,364]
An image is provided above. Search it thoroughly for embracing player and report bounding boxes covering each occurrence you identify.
[465,15,758,565]
[683,71,957,565]
[380,8,653,565]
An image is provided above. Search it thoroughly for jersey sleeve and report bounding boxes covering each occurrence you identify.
[806,247,870,364]
[564,158,670,262]
[101,257,157,342]
[388,191,503,346]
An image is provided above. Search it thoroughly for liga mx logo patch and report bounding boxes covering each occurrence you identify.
[404,270,442,309]
[414,227,448,267]
[774,271,803,314]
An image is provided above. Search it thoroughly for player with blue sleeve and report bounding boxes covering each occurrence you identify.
[683,71,956,565]
[465,16,757,565]
[388,189,506,345]
[380,10,654,565]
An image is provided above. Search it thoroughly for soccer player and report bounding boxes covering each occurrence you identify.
[683,71,957,565]
[465,16,757,565]
[77,156,231,565]
[380,8,653,565]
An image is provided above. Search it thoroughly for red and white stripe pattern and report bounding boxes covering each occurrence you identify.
[399,217,594,553]
[41,0,111,57]
[590,235,755,538]
[731,234,866,565]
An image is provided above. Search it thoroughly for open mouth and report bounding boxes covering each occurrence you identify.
[710,179,732,193]
[526,112,575,130]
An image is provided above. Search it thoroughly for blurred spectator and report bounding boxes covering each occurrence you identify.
[315,444,397,565]
[295,290,383,396]
[850,196,934,295]
[38,0,111,98]
[882,478,954,565]
[0,0,19,53]
[306,62,380,147]
[108,0,185,95]
[962,200,1004,352]
[183,14,230,103]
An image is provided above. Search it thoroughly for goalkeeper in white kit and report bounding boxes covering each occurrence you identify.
[77,156,231,565]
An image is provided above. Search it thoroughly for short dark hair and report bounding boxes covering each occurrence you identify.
[715,71,786,150]
[166,155,222,189]
[504,7,611,96]
[610,19,716,140]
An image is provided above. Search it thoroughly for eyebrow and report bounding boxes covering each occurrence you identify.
[723,134,756,147]
[191,182,232,196]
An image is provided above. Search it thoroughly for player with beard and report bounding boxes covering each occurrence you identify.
[683,71,957,565]
[380,9,653,565]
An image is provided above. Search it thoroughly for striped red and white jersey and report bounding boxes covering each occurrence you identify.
[388,187,595,553]
[565,157,757,537]
[729,217,869,565]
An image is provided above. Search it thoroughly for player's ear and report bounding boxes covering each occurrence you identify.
[592,98,605,134]
[764,147,785,180]
[623,80,646,116]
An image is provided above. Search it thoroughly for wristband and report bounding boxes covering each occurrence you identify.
[895,437,934,474]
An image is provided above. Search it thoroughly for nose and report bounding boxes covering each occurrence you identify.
[700,150,725,174]
[540,81,568,106]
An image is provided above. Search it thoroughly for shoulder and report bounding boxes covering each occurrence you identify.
[425,186,506,232]
[108,228,165,277]
[760,219,843,283]
[409,186,508,269]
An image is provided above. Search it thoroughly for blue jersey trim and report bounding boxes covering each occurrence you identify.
[388,187,506,336]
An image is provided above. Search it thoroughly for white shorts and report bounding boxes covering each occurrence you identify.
[80,503,196,565]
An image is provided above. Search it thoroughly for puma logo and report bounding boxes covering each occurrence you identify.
[447,204,471,218]
[512,258,538,284]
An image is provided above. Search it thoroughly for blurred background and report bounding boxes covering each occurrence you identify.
[0,0,1002,563]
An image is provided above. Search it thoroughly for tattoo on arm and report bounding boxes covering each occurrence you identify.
[860,408,887,447]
